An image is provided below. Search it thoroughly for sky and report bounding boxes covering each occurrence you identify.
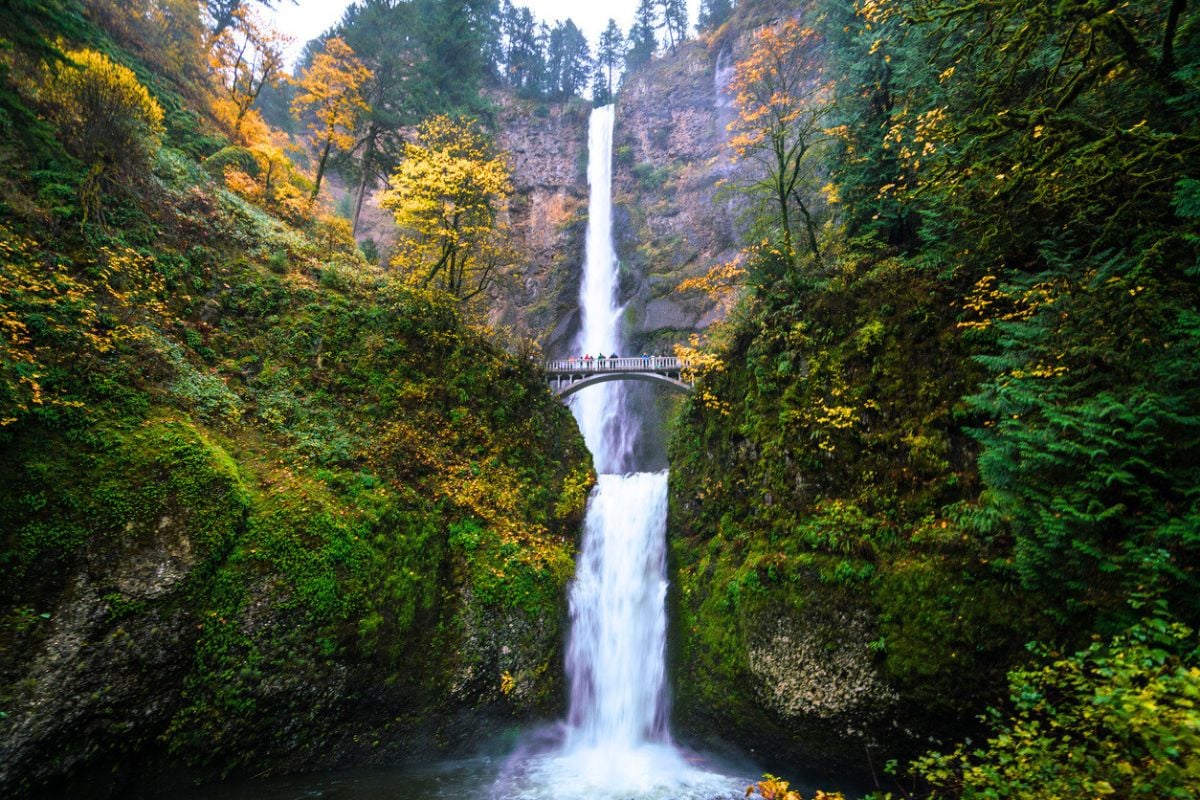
[272,0,702,69]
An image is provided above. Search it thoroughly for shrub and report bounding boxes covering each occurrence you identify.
[38,47,165,218]
[40,47,165,171]
[910,613,1200,800]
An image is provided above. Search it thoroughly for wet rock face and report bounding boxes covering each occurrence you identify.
[488,96,591,354]
[748,612,897,724]
[0,523,201,798]
[741,602,900,770]
[112,514,197,598]
[612,37,744,353]
[450,586,565,710]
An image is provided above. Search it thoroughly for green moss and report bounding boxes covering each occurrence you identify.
[0,10,594,787]
[0,415,248,582]
[664,248,1031,761]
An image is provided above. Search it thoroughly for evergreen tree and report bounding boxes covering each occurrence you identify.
[697,0,733,32]
[499,2,545,95]
[626,0,658,70]
[413,0,494,114]
[596,19,625,98]
[544,20,589,100]
[591,61,611,106]
[478,0,504,81]
[659,0,688,51]
[335,0,422,234]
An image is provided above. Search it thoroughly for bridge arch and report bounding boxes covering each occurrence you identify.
[554,371,692,399]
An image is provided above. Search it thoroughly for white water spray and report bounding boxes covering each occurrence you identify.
[493,106,742,800]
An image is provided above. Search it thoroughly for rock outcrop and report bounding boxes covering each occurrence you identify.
[610,36,742,353]
[489,96,591,353]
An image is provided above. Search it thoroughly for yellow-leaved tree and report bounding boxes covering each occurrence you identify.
[290,36,371,202]
[382,115,515,303]
[208,6,288,145]
[728,18,833,265]
[219,140,312,222]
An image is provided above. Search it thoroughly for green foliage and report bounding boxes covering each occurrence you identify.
[0,0,89,150]
[967,253,1200,623]
[626,0,658,70]
[0,5,594,788]
[668,0,1200,774]
[201,145,260,178]
[0,415,248,583]
[908,613,1200,800]
[632,161,672,191]
[698,0,733,33]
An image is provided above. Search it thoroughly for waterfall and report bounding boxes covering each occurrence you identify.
[568,105,636,475]
[565,104,670,754]
[494,105,741,800]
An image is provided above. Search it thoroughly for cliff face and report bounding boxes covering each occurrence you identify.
[351,46,744,356]
[489,96,591,353]
[606,0,805,354]
[610,37,741,354]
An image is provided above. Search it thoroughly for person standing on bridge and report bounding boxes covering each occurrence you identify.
[597,353,606,368]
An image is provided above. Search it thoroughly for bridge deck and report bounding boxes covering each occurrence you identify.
[545,356,686,374]
[545,357,692,398]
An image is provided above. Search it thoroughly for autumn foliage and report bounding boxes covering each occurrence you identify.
[36,46,165,220]
[207,6,287,145]
[745,774,844,800]
[728,18,833,265]
[291,36,371,202]
[383,114,515,303]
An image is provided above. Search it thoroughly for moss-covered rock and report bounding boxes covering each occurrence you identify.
[665,251,1041,771]
[0,18,593,797]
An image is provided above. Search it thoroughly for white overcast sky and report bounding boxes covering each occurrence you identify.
[273,0,702,68]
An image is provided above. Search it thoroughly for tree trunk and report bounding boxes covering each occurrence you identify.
[1163,0,1186,72]
[792,190,820,258]
[352,132,378,236]
[311,138,333,202]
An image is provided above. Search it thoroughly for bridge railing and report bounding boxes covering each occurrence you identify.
[545,356,687,373]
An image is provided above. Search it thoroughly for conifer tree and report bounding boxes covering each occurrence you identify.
[591,62,611,106]
[659,0,688,51]
[413,0,493,113]
[545,20,590,100]
[698,0,733,32]
[597,19,625,98]
[499,2,544,95]
[626,0,658,70]
[335,0,422,234]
